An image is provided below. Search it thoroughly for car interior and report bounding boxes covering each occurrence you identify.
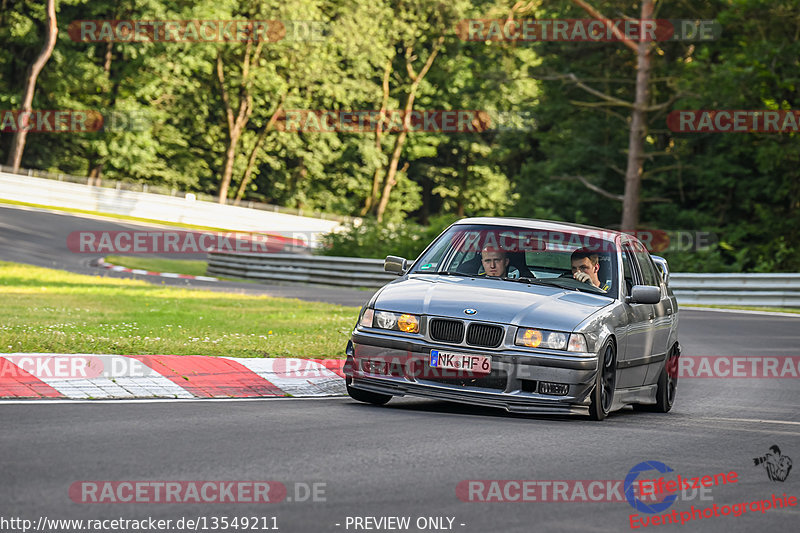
[454,251,535,278]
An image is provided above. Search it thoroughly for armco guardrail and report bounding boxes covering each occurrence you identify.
[207,252,396,288]
[670,273,800,307]
[207,253,800,306]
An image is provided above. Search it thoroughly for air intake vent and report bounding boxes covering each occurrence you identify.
[466,323,504,348]
[427,370,508,391]
[430,319,465,343]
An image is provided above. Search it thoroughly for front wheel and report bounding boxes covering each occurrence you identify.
[589,341,617,421]
[346,377,392,406]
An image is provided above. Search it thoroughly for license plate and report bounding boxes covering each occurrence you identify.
[430,350,491,374]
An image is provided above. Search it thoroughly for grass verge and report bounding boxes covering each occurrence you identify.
[683,304,800,314]
[105,255,209,277]
[0,261,357,357]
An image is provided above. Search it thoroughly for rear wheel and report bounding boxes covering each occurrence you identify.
[633,343,679,413]
[589,341,616,421]
[346,377,392,406]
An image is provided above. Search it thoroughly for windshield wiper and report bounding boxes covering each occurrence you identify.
[503,276,537,284]
[525,277,607,294]
[502,277,584,290]
[419,270,475,277]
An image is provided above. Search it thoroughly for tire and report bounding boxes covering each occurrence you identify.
[346,377,392,406]
[633,343,679,413]
[589,340,617,421]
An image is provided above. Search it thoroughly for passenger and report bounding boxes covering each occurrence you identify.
[480,247,519,278]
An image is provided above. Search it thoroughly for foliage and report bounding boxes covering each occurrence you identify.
[0,0,797,271]
[319,215,460,260]
[503,0,800,272]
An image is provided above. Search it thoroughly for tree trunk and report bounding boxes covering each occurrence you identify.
[374,37,444,222]
[234,98,285,204]
[621,0,653,232]
[219,137,240,204]
[363,165,384,217]
[5,0,58,171]
[361,59,392,216]
[88,164,103,187]
[216,40,261,204]
[375,129,409,222]
[571,0,653,231]
[102,39,113,73]
[233,134,263,205]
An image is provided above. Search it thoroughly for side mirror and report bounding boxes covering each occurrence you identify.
[627,285,661,305]
[384,255,408,275]
[651,255,670,285]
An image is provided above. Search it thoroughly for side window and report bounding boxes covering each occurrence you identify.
[632,243,660,287]
[621,249,635,294]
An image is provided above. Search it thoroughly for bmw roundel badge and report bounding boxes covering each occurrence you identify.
[464,308,477,315]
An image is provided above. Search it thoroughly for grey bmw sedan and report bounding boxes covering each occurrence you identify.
[344,217,680,420]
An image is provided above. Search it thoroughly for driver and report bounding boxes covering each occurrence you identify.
[480,247,519,278]
[570,248,608,290]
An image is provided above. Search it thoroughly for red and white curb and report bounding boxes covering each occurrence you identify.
[0,354,345,399]
[97,257,218,282]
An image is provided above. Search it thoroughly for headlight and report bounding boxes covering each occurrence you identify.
[515,328,568,349]
[373,310,420,333]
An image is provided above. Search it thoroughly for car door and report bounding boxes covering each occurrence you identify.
[630,241,674,385]
[617,240,655,388]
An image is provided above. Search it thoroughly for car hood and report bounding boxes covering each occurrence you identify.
[373,275,613,332]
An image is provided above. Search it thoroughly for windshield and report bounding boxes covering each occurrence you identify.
[411,224,619,297]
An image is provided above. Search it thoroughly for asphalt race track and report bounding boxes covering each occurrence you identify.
[0,204,372,307]
[1,206,799,533]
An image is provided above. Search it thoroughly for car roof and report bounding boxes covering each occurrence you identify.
[452,217,627,238]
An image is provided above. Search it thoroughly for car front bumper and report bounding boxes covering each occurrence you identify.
[346,330,600,416]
